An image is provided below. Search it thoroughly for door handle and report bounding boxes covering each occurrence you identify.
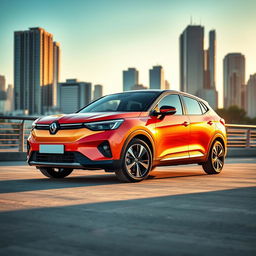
[207,121,213,125]
[182,121,190,127]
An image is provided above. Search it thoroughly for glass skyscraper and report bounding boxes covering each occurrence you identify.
[149,66,165,90]
[180,26,218,109]
[58,79,92,114]
[123,68,139,91]
[14,27,60,115]
[180,25,204,96]
[223,53,245,109]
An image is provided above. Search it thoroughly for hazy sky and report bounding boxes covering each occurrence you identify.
[0,0,256,107]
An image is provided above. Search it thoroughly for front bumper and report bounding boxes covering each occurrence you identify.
[28,151,122,170]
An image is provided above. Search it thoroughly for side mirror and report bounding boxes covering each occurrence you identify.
[151,105,176,116]
[159,105,176,115]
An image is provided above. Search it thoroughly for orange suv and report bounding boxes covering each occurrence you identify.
[28,90,227,182]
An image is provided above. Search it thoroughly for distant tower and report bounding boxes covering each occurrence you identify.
[93,84,103,100]
[53,42,60,107]
[199,30,218,109]
[246,74,256,118]
[223,53,245,109]
[131,84,147,90]
[149,65,165,89]
[0,75,6,91]
[165,80,170,90]
[180,25,204,95]
[209,30,216,90]
[14,27,60,114]
[58,79,92,114]
[180,25,218,109]
[123,68,139,91]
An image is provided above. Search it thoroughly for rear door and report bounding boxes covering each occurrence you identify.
[154,94,190,161]
[182,96,216,158]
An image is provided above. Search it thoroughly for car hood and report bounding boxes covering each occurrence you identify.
[36,112,142,124]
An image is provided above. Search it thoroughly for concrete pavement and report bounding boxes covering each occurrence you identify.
[0,159,256,255]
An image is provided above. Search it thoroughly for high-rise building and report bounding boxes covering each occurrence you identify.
[180,25,204,95]
[0,75,5,91]
[180,26,218,109]
[200,30,218,109]
[0,75,7,114]
[223,53,245,109]
[246,74,256,118]
[53,42,60,107]
[58,79,92,114]
[209,30,216,90]
[149,65,165,89]
[93,84,103,100]
[5,84,14,113]
[123,68,139,91]
[14,27,60,115]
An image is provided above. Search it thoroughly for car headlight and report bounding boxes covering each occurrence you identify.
[84,119,124,131]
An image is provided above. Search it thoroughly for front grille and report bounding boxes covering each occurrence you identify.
[35,123,84,130]
[35,124,49,130]
[33,152,75,163]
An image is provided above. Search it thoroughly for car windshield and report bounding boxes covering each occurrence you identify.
[79,91,161,113]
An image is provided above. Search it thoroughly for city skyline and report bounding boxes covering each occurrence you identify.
[1,0,256,108]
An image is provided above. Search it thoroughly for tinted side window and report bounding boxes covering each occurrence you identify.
[157,94,183,115]
[183,96,202,115]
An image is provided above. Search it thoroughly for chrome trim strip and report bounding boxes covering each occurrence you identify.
[189,153,204,158]
[161,155,189,161]
[60,123,83,127]
[29,161,82,167]
[160,153,204,161]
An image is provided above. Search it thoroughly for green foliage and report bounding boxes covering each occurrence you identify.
[216,106,256,124]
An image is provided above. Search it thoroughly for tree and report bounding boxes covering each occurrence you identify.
[216,106,256,124]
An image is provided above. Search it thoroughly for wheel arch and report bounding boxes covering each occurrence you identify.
[207,133,227,159]
[120,130,155,160]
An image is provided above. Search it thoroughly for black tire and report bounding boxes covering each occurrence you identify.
[38,167,73,178]
[202,140,225,174]
[115,138,153,182]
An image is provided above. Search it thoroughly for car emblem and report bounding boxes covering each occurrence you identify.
[49,122,58,134]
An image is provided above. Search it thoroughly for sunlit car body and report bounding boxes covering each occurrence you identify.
[27,90,227,182]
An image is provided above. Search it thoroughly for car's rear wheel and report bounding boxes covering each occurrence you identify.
[202,140,225,174]
[38,167,73,178]
[115,138,153,182]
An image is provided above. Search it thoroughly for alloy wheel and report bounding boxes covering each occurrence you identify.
[125,144,150,178]
[211,142,224,172]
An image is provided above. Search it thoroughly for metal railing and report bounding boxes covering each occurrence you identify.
[226,124,256,148]
[0,116,256,152]
[0,116,37,152]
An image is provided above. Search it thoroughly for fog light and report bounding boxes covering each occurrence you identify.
[98,141,112,158]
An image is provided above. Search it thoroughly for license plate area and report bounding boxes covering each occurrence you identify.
[39,144,64,154]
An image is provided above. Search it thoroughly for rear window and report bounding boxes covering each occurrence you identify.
[183,96,202,115]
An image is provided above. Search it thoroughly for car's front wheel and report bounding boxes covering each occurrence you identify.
[38,167,73,178]
[202,140,225,174]
[115,138,153,182]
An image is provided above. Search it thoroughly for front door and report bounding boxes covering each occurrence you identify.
[153,94,190,161]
